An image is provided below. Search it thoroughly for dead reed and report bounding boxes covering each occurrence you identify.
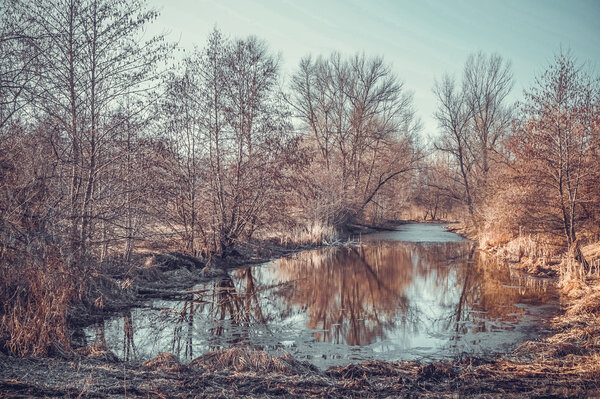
[189,345,318,375]
[0,248,79,357]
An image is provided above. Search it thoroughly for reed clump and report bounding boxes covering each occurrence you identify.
[0,247,80,357]
[142,352,184,372]
[262,220,339,247]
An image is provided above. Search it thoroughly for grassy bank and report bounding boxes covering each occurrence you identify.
[459,224,600,395]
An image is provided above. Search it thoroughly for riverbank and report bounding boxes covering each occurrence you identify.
[71,220,412,326]
[1,331,598,398]
[450,223,600,395]
[69,235,344,328]
[0,218,404,356]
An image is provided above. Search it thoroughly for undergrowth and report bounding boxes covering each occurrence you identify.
[0,246,81,356]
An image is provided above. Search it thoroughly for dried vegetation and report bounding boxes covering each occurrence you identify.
[2,334,599,398]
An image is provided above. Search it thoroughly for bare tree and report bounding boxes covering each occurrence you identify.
[0,0,169,355]
[463,52,513,182]
[433,52,513,226]
[161,62,207,256]
[10,0,168,266]
[161,29,298,256]
[512,51,600,245]
[0,2,36,131]
[215,35,293,252]
[291,52,421,226]
[433,74,476,219]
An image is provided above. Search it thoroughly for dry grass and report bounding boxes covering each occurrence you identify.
[189,345,319,375]
[142,352,184,372]
[3,343,598,398]
[2,232,600,397]
[478,229,513,250]
[485,233,561,266]
[567,289,600,315]
[266,220,338,246]
[557,241,600,298]
[558,257,590,297]
[0,248,79,357]
[75,342,120,362]
[582,242,600,276]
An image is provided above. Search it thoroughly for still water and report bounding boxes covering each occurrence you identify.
[85,223,559,368]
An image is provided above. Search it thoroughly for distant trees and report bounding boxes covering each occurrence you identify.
[412,153,457,221]
[509,51,600,244]
[433,52,513,225]
[430,50,600,247]
[290,53,422,227]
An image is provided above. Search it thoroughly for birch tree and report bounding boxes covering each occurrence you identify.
[12,0,168,266]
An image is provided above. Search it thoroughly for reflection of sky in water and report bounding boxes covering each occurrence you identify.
[362,223,467,243]
[85,224,560,369]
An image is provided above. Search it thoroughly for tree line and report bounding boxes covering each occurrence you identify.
[0,0,421,355]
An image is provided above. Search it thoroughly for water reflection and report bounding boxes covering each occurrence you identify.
[171,300,194,358]
[86,226,559,367]
[274,244,422,346]
[123,310,136,360]
[271,241,557,348]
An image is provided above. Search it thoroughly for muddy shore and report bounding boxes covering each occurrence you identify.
[1,335,598,398]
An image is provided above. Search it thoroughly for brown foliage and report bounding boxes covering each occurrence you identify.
[492,51,599,246]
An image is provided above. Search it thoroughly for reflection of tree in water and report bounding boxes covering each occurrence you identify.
[274,243,422,345]
[447,247,557,336]
[92,311,137,360]
[94,320,106,348]
[171,300,195,359]
[123,309,137,360]
[273,241,554,346]
[210,270,266,327]
[170,268,268,356]
[89,241,557,360]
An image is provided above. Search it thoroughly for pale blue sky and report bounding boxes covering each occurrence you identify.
[147,0,600,136]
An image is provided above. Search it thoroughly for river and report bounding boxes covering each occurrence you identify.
[84,223,559,369]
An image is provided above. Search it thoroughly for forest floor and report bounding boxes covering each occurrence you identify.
[1,224,600,398]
